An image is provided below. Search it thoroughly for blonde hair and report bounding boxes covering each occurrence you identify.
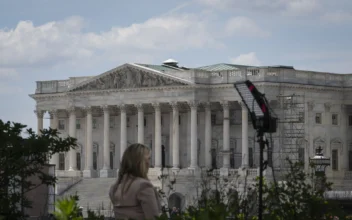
[111,143,150,198]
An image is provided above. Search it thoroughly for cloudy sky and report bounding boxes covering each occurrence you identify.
[0,0,351,132]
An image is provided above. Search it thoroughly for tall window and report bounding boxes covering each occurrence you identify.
[161,145,165,168]
[76,119,81,130]
[211,114,216,125]
[349,151,352,171]
[58,120,65,130]
[298,112,304,123]
[127,117,130,127]
[332,149,338,171]
[230,148,235,168]
[179,115,181,125]
[298,148,305,165]
[230,110,236,125]
[93,152,97,170]
[76,153,81,170]
[144,117,147,127]
[249,148,254,167]
[59,153,65,170]
[93,118,98,129]
[332,114,338,125]
[315,113,322,124]
[110,151,114,169]
[349,116,352,126]
[211,149,217,169]
[109,117,115,128]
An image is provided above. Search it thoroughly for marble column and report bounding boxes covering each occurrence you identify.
[137,104,144,144]
[83,106,94,178]
[204,102,212,168]
[35,109,44,135]
[100,105,112,177]
[240,102,249,168]
[153,103,162,168]
[171,102,179,169]
[189,101,198,169]
[68,107,77,171]
[222,101,230,168]
[49,110,59,168]
[120,104,127,159]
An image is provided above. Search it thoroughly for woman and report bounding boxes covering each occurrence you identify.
[109,143,161,220]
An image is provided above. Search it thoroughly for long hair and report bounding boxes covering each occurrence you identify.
[110,143,150,200]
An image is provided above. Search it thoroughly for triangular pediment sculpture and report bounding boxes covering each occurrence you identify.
[70,64,189,92]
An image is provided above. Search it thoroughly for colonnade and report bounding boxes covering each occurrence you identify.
[35,101,250,177]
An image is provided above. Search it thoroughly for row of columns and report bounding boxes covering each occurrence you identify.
[35,101,250,177]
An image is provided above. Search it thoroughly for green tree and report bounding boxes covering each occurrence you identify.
[261,160,345,220]
[0,120,76,219]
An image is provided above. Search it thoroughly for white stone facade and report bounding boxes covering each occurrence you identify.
[31,62,352,208]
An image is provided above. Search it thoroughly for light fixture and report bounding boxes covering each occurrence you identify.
[310,146,330,175]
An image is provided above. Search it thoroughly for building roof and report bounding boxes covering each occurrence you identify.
[137,62,253,73]
[195,63,251,72]
[136,63,184,72]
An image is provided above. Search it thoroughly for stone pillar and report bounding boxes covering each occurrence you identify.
[189,101,198,169]
[153,103,162,168]
[204,102,212,168]
[35,109,44,135]
[100,105,112,177]
[68,107,77,171]
[83,106,94,178]
[120,104,127,159]
[222,101,230,168]
[137,104,144,144]
[241,102,249,168]
[171,102,180,169]
[49,110,59,168]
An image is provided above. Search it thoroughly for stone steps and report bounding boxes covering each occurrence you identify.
[58,178,117,212]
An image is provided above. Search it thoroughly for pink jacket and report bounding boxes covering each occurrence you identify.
[109,175,162,220]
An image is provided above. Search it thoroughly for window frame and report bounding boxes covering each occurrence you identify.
[315,113,322,124]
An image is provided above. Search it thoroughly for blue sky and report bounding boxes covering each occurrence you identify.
[0,0,351,132]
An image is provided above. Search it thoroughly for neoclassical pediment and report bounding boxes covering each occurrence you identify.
[331,138,343,153]
[69,63,190,92]
[313,137,326,150]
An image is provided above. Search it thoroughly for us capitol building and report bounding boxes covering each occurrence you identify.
[30,59,352,214]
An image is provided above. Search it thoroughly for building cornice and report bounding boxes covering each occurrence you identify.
[30,82,349,101]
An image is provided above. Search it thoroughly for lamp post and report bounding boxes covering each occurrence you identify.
[309,146,330,191]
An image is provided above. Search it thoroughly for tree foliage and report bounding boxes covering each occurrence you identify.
[0,120,76,219]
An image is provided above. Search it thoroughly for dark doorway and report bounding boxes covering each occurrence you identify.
[168,193,182,210]
[162,145,165,168]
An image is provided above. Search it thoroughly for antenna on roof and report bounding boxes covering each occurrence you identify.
[163,59,179,68]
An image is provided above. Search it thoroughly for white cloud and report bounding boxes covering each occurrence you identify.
[225,17,270,37]
[197,0,320,16]
[230,52,262,66]
[0,68,19,80]
[321,11,352,23]
[0,15,223,69]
